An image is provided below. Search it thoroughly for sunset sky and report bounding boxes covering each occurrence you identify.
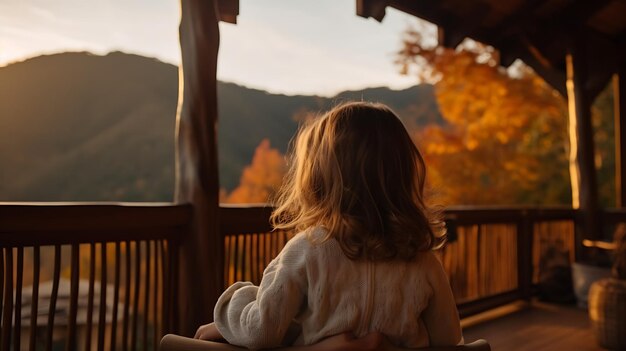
[0,0,432,96]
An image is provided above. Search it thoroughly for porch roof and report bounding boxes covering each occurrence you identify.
[355,0,626,98]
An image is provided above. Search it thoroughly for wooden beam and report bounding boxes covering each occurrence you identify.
[356,0,387,22]
[517,216,534,300]
[501,37,567,96]
[386,0,490,51]
[219,205,273,235]
[586,64,616,102]
[565,37,601,255]
[175,0,224,337]
[437,3,490,49]
[217,0,239,24]
[618,34,626,58]
[582,31,622,99]
[508,0,616,67]
[386,0,452,29]
[615,66,626,207]
[558,0,613,26]
[514,29,615,111]
[490,0,611,45]
[0,203,191,233]
[485,0,613,79]
[484,0,546,43]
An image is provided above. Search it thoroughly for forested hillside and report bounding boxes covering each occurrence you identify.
[0,52,441,201]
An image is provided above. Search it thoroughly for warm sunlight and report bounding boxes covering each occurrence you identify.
[1,1,625,351]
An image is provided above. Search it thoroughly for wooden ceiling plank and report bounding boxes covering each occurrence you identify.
[484,0,546,43]
[558,0,613,26]
[496,0,611,40]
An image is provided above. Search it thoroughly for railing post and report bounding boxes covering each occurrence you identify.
[615,64,626,208]
[517,211,534,300]
[175,0,224,336]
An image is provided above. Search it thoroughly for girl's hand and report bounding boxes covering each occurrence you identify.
[194,322,223,341]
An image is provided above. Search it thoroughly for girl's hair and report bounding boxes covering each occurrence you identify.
[271,101,446,260]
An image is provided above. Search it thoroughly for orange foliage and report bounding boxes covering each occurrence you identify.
[224,139,286,203]
[398,29,570,205]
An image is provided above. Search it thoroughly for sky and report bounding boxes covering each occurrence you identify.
[0,0,433,96]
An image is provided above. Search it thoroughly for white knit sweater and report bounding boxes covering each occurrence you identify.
[214,227,462,350]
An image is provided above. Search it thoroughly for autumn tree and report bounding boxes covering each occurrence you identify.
[224,139,286,203]
[397,28,571,205]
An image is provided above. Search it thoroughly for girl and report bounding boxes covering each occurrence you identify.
[196,102,462,349]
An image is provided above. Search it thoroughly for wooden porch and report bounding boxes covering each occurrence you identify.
[463,301,601,351]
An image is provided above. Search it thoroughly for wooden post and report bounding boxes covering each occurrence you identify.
[516,212,533,301]
[175,0,223,336]
[615,65,626,207]
[566,38,601,258]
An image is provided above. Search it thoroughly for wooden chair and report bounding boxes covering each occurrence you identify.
[159,334,491,351]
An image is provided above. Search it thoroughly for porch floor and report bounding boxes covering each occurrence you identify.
[462,301,603,351]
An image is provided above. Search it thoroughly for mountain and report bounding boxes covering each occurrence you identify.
[0,52,442,201]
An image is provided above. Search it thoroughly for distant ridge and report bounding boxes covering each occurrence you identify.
[0,51,441,201]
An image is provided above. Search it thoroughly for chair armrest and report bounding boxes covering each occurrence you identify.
[460,339,490,351]
[159,334,491,351]
[159,334,246,351]
[417,339,491,351]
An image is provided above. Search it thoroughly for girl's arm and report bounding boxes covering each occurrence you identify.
[421,253,463,346]
[213,235,309,349]
[194,323,224,341]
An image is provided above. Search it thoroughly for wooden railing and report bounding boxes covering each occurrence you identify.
[446,207,576,317]
[0,203,191,351]
[0,202,593,351]
[219,205,577,318]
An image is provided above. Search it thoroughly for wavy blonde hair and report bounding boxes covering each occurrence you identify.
[271,102,445,260]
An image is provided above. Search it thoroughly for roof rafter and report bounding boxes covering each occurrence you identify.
[437,3,491,49]
[356,0,622,97]
[478,0,546,43]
